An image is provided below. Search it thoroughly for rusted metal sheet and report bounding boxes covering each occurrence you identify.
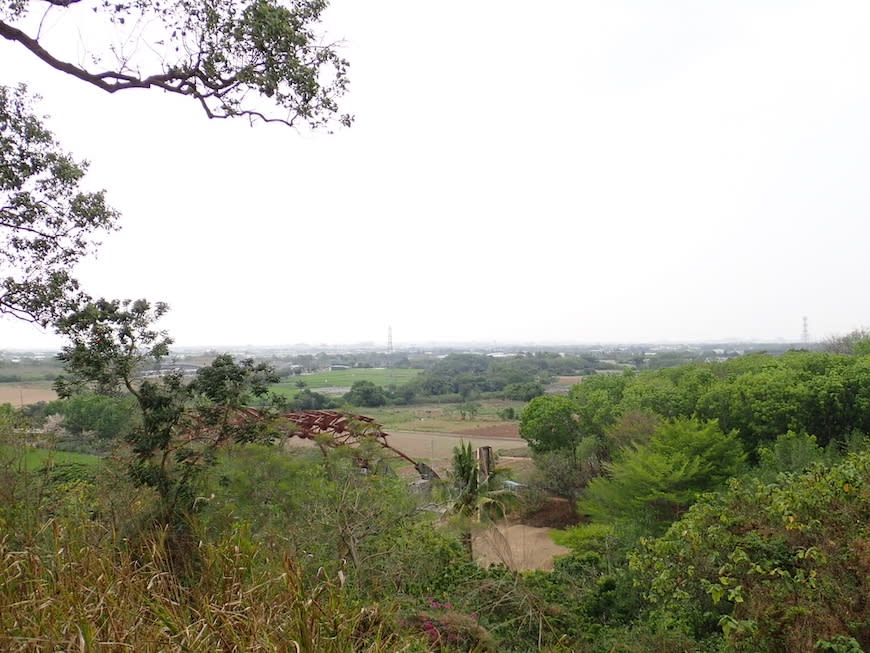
[282,410,384,443]
[238,408,439,480]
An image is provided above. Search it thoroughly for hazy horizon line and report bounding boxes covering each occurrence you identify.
[2,336,817,354]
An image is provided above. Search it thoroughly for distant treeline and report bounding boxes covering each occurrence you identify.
[0,373,58,382]
[568,350,870,456]
[291,352,622,409]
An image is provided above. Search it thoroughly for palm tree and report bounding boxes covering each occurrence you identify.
[447,441,515,557]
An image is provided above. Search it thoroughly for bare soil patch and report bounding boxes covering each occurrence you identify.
[546,377,581,395]
[473,524,569,572]
[472,498,578,571]
[521,497,580,529]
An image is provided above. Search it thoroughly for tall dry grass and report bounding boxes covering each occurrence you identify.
[0,448,424,653]
[0,518,422,652]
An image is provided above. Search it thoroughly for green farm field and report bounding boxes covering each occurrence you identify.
[271,368,422,397]
[0,446,102,469]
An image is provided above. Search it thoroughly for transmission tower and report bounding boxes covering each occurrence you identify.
[802,316,809,345]
[387,326,395,384]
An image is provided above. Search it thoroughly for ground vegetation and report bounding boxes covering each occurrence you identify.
[3,1,870,645]
[3,345,870,651]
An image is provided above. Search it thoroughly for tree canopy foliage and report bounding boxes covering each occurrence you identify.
[45,392,137,440]
[565,352,870,456]
[2,0,353,333]
[0,85,119,325]
[520,394,581,455]
[580,418,746,532]
[344,379,387,407]
[54,299,283,522]
[398,352,610,402]
[0,0,351,128]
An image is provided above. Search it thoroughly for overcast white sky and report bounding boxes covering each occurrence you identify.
[3,1,870,349]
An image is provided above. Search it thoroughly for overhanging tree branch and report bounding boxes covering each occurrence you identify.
[0,20,192,93]
[0,0,352,128]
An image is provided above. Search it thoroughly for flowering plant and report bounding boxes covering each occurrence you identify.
[408,599,494,652]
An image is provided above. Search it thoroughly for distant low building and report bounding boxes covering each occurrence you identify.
[140,363,201,378]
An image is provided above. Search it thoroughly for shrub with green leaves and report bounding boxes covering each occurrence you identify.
[203,444,419,586]
[630,452,870,652]
[47,393,138,441]
[756,430,831,478]
[580,418,746,533]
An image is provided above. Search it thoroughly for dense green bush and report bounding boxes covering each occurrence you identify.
[344,379,388,407]
[557,351,870,458]
[631,452,870,652]
[46,393,138,440]
[580,418,746,533]
[503,381,545,401]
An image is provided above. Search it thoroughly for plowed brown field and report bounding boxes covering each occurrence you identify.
[0,387,56,406]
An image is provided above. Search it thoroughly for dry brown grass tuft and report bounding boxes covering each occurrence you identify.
[0,519,421,652]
